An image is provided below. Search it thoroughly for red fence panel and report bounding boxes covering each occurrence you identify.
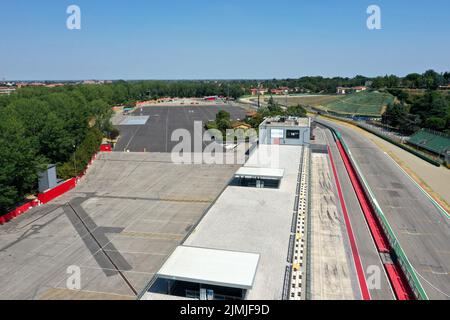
[1,151,98,225]
[385,263,415,300]
[37,178,76,204]
[100,144,112,152]
[1,201,34,224]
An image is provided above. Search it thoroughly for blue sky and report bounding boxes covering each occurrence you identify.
[0,0,449,80]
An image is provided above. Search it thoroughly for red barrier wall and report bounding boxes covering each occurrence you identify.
[1,153,98,226]
[328,146,371,300]
[334,139,414,300]
[336,140,391,253]
[1,201,35,224]
[37,178,76,204]
[385,264,414,300]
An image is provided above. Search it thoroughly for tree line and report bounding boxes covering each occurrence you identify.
[382,90,450,134]
[1,73,448,213]
[0,84,118,213]
[249,70,449,93]
[0,80,249,213]
[372,70,450,90]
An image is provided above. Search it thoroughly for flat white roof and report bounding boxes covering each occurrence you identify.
[119,116,149,125]
[234,167,284,180]
[183,145,303,299]
[157,246,260,289]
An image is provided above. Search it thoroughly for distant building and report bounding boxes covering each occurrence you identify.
[336,86,367,95]
[45,83,65,88]
[250,88,268,96]
[231,122,252,130]
[270,87,290,95]
[245,110,258,118]
[353,86,367,92]
[0,86,15,95]
[83,80,98,85]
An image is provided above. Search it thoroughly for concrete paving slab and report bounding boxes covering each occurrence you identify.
[0,152,239,299]
[310,153,358,300]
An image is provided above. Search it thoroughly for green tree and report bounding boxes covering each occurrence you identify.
[0,108,45,212]
[285,104,307,117]
[424,117,446,130]
[267,97,283,115]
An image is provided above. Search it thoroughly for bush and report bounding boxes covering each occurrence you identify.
[57,128,103,180]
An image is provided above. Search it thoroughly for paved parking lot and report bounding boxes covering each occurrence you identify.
[114,105,247,152]
[0,152,238,299]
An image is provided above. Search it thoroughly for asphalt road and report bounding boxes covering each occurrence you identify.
[317,118,450,300]
[114,105,247,153]
[315,126,394,300]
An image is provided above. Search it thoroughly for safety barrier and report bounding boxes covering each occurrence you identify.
[356,124,441,167]
[339,137,427,299]
[37,178,77,204]
[0,200,39,225]
[384,263,413,300]
[335,140,391,253]
[100,144,112,152]
[319,114,441,167]
[316,119,428,300]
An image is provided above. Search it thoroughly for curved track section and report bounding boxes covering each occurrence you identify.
[317,117,450,300]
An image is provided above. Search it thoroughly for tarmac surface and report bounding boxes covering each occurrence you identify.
[317,118,450,300]
[114,105,247,153]
[309,151,359,299]
[0,152,238,300]
[314,126,394,300]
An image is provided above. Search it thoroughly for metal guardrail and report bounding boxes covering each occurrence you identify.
[316,119,429,300]
[356,123,441,167]
[304,147,313,300]
[318,114,441,167]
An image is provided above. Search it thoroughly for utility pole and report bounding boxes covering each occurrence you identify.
[73,144,77,175]
[257,91,260,109]
[285,90,288,108]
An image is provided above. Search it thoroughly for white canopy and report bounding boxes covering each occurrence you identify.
[234,167,284,180]
[157,246,260,289]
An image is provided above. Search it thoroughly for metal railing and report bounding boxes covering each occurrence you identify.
[304,147,313,300]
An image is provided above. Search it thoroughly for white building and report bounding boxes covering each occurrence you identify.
[259,116,311,146]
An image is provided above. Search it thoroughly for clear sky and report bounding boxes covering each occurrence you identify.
[1,0,449,80]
